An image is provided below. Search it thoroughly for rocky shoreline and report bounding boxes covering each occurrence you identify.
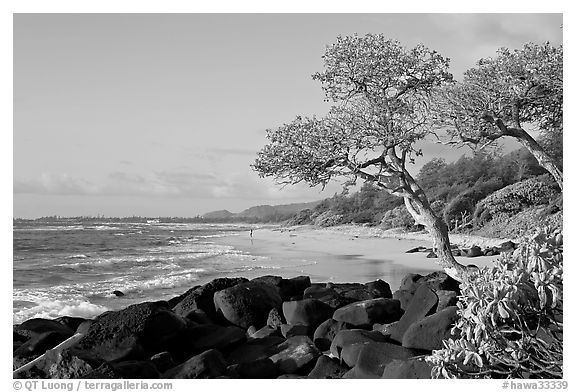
[13,268,475,379]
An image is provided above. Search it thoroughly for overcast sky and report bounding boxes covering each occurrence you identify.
[13,13,563,218]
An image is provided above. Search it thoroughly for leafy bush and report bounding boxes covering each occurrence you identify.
[380,205,415,230]
[427,226,563,378]
[474,175,559,224]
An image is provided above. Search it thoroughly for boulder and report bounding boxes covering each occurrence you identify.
[332,298,402,327]
[435,290,459,312]
[14,318,74,339]
[372,321,397,337]
[303,285,353,309]
[111,360,160,379]
[341,342,370,367]
[168,324,246,360]
[268,336,321,374]
[354,342,417,378]
[402,306,459,351]
[426,251,437,258]
[55,316,87,333]
[282,299,334,328]
[14,330,73,359]
[82,362,120,379]
[227,358,278,379]
[417,271,461,293]
[16,349,94,379]
[466,245,483,258]
[249,326,281,340]
[267,308,285,329]
[393,290,414,310]
[226,336,285,365]
[182,309,213,325]
[280,324,310,339]
[313,319,347,351]
[499,240,516,252]
[163,349,227,379]
[172,277,248,320]
[213,282,282,329]
[398,274,423,292]
[251,275,311,301]
[405,247,426,253]
[381,358,432,379]
[307,355,349,379]
[390,285,438,343]
[150,352,176,373]
[364,280,393,299]
[73,301,186,361]
[329,329,387,358]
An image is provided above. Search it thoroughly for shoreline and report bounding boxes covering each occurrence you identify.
[211,224,505,292]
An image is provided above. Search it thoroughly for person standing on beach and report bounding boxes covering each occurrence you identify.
[250,229,253,238]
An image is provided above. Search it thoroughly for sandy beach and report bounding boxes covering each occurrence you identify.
[211,224,507,292]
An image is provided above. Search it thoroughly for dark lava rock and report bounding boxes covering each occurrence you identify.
[168,324,246,360]
[55,316,87,333]
[17,349,94,379]
[402,306,459,351]
[74,301,187,361]
[172,277,248,320]
[308,355,349,379]
[417,271,461,293]
[280,324,310,339]
[214,282,282,329]
[82,362,121,379]
[398,274,423,293]
[354,342,417,378]
[435,290,459,313]
[499,240,516,252]
[182,309,213,325]
[364,279,393,299]
[251,275,311,301]
[111,360,160,379]
[249,325,281,340]
[405,246,426,253]
[426,251,437,258]
[313,318,347,351]
[226,336,286,365]
[381,358,432,379]
[341,342,370,367]
[303,285,353,309]
[150,352,176,373]
[112,290,125,297]
[268,336,320,374]
[393,290,414,310]
[332,298,403,327]
[329,329,387,359]
[282,299,334,329]
[390,285,438,343]
[14,330,73,359]
[163,349,227,379]
[227,358,278,379]
[266,308,285,329]
[466,245,483,258]
[14,318,74,339]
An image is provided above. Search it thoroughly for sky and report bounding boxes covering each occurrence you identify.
[13,13,563,218]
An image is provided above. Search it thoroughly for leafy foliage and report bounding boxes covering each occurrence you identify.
[474,175,559,221]
[431,42,563,147]
[380,204,416,230]
[427,227,563,378]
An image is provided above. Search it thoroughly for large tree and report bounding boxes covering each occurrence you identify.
[431,42,563,190]
[253,35,473,280]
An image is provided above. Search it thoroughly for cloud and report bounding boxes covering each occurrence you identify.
[14,173,100,195]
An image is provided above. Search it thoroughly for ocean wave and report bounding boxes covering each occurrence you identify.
[65,254,90,259]
[13,296,108,324]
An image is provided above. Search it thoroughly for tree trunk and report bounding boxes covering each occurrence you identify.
[506,127,563,191]
[403,197,469,282]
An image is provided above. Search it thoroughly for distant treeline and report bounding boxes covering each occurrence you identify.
[288,141,562,237]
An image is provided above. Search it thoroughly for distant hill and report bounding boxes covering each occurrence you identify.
[201,210,235,219]
[202,201,321,220]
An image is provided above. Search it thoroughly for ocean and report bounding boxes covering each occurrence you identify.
[13,221,285,324]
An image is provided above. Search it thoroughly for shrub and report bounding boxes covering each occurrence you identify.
[474,175,559,224]
[427,226,563,379]
[380,205,415,230]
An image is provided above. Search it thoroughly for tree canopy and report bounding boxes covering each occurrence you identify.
[431,42,563,189]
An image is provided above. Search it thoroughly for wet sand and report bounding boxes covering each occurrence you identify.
[211,225,504,291]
